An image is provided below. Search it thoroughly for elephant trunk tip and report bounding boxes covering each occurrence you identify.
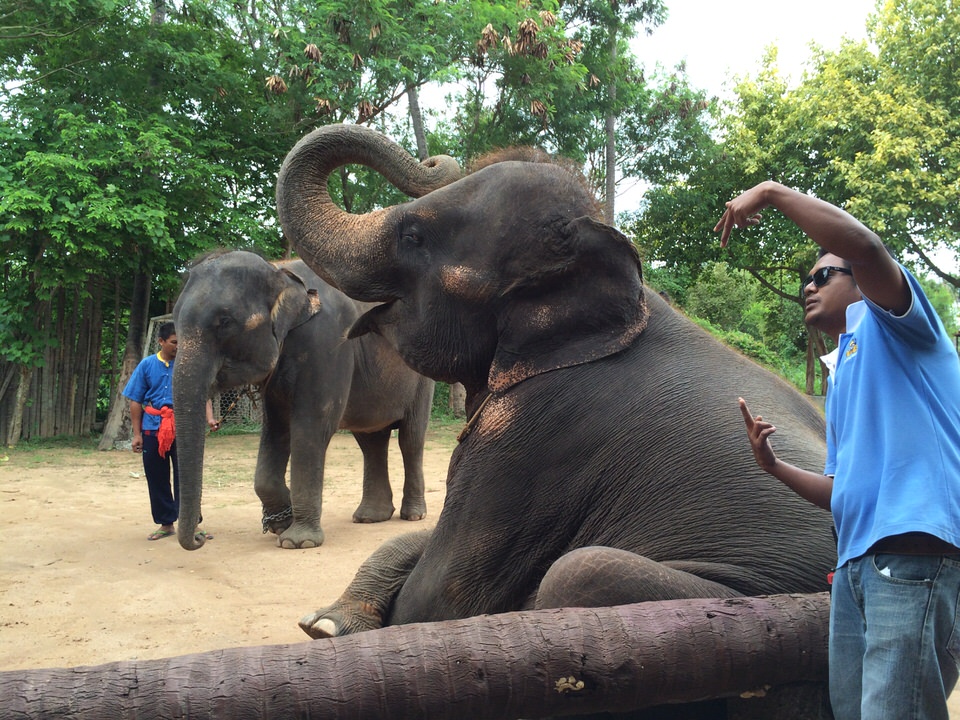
[178,525,206,551]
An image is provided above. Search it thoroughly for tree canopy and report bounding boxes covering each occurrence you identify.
[2,0,957,442]
[632,0,960,289]
[1,0,712,442]
[627,0,959,391]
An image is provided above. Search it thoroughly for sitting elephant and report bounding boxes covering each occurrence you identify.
[171,250,435,549]
[276,125,834,694]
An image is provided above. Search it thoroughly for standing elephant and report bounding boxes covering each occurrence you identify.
[277,125,834,684]
[171,250,435,550]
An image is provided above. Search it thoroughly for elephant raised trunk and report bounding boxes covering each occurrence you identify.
[275,123,461,300]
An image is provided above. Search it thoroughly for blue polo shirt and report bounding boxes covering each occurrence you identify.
[826,266,960,567]
[122,352,175,432]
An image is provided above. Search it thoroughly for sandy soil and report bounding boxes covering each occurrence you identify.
[0,427,455,672]
[2,425,958,717]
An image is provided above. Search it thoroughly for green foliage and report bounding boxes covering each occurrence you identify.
[631,0,960,393]
[684,262,756,332]
[754,285,807,358]
[634,0,960,302]
[0,0,293,373]
[917,274,960,337]
[642,262,692,306]
[811,0,960,267]
[7,433,102,452]
[429,382,463,425]
[214,420,265,437]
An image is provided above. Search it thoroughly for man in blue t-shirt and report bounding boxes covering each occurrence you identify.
[123,321,218,541]
[717,180,960,720]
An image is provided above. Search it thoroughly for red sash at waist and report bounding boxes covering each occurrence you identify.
[143,406,175,458]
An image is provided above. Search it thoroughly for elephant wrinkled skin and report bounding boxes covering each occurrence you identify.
[172,250,434,549]
[277,124,835,715]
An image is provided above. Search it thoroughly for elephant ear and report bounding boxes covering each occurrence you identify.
[271,266,323,343]
[488,216,648,393]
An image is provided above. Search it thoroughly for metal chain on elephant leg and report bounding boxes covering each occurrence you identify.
[262,505,293,533]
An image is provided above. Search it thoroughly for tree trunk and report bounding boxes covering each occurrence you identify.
[814,330,829,396]
[0,593,830,720]
[98,269,151,450]
[407,83,429,160]
[603,28,618,225]
[77,279,105,434]
[107,279,121,417]
[448,381,466,417]
[805,333,817,396]
[805,328,830,397]
[5,365,33,447]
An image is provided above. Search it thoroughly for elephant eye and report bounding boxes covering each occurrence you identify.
[400,230,423,247]
[215,316,237,336]
[397,216,425,249]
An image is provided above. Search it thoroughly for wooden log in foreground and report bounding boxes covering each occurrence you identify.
[0,593,830,720]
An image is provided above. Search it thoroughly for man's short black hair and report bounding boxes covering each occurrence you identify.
[158,321,176,341]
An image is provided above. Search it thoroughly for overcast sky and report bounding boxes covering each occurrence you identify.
[616,0,879,210]
[631,0,879,100]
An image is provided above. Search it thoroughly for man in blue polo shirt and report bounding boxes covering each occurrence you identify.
[717,180,960,720]
[123,321,218,541]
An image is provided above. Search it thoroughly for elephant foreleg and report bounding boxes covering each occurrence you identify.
[299,529,432,638]
[533,547,743,610]
[278,419,336,549]
[254,409,294,535]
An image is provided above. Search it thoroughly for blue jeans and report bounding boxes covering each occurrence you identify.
[830,553,960,720]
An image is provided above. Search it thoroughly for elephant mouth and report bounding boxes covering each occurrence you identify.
[348,302,396,339]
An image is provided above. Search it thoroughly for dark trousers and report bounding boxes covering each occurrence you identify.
[142,432,179,526]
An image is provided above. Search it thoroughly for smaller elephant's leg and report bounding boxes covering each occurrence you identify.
[534,547,743,610]
[254,407,294,535]
[299,529,432,638]
[277,419,335,549]
[396,418,427,521]
[351,428,395,523]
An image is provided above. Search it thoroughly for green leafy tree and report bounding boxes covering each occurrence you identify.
[632,0,960,394]
[684,261,756,333]
[917,275,959,338]
[0,0,295,442]
[0,0,736,440]
[800,0,960,281]
[434,2,593,162]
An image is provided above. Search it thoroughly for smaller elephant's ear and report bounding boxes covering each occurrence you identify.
[271,269,323,343]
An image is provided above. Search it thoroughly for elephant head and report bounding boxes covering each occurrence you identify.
[171,251,323,550]
[276,124,647,401]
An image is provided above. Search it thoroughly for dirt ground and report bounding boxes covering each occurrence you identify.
[0,426,455,672]
[2,424,958,717]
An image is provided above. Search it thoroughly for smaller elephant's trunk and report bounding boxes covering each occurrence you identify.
[171,335,217,551]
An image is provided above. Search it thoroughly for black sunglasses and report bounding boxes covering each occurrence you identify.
[800,265,853,295]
